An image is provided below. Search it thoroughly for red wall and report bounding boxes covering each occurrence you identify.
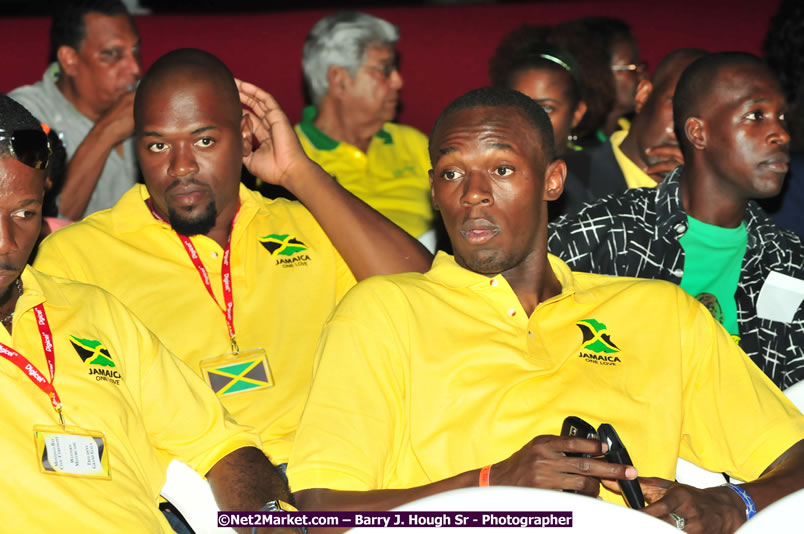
[0,0,781,133]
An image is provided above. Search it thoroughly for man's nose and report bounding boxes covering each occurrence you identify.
[0,217,19,256]
[168,143,199,177]
[460,171,493,206]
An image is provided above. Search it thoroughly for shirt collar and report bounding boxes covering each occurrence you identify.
[298,105,395,151]
[653,167,688,240]
[17,266,71,314]
[42,62,92,126]
[610,130,658,190]
[112,183,261,242]
[426,251,577,301]
[655,167,781,250]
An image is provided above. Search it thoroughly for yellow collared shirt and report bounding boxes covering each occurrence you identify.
[610,129,659,189]
[34,184,356,463]
[1,267,259,532]
[290,252,804,503]
[295,106,433,238]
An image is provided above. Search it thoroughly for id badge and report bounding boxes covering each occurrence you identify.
[33,425,111,479]
[200,347,274,398]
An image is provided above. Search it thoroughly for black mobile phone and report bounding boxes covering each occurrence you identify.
[561,416,598,458]
[560,416,599,494]
[597,423,645,509]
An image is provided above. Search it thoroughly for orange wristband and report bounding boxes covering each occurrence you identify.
[479,465,492,487]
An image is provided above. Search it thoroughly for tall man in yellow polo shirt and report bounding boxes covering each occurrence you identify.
[296,11,434,248]
[33,48,432,469]
[0,94,293,532]
[562,48,705,202]
[289,87,804,534]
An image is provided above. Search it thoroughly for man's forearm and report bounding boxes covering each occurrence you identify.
[295,468,480,534]
[208,447,292,510]
[284,161,433,279]
[58,124,119,220]
[737,439,804,512]
[207,447,294,534]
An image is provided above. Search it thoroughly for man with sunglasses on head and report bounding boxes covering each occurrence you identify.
[295,11,435,250]
[10,0,141,221]
[0,93,298,533]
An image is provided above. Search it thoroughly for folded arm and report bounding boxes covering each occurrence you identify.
[207,446,299,534]
[58,91,136,220]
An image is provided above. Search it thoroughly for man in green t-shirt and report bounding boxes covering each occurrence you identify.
[549,52,804,390]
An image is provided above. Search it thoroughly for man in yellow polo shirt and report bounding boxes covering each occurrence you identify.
[562,48,705,203]
[296,11,434,247]
[289,87,804,533]
[33,48,432,469]
[0,94,293,532]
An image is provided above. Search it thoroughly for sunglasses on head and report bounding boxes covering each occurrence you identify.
[0,128,51,170]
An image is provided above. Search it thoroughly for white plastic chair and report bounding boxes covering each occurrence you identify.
[350,486,678,533]
[160,459,236,534]
[417,229,437,254]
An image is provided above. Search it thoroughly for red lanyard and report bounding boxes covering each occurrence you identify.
[148,198,240,352]
[0,303,65,426]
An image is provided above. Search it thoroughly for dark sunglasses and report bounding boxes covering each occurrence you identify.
[0,129,51,170]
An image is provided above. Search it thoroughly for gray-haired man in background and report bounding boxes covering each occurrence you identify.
[295,11,435,248]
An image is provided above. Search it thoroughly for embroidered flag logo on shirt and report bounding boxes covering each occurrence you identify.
[69,335,116,367]
[205,357,271,396]
[258,234,308,256]
[576,319,620,354]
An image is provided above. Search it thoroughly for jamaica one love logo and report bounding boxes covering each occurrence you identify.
[576,319,622,366]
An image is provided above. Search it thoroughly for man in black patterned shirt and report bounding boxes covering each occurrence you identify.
[548,52,804,390]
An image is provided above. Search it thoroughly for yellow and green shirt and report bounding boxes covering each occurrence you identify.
[289,252,804,502]
[610,129,658,189]
[2,267,258,532]
[34,184,356,464]
[295,106,433,238]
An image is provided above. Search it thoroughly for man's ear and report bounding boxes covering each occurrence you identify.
[428,169,440,211]
[240,114,252,157]
[543,159,566,202]
[327,65,350,96]
[57,46,79,78]
[684,117,706,151]
[633,79,653,114]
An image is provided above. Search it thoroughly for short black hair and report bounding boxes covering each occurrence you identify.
[49,0,132,64]
[673,52,770,154]
[651,48,708,91]
[0,94,46,159]
[430,86,556,162]
[134,48,241,129]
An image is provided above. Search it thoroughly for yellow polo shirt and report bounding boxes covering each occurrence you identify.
[295,106,433,238]
[289,253,804,503]
[3,267,258,532]
[610,130,658,189]
[34,184,355,464]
